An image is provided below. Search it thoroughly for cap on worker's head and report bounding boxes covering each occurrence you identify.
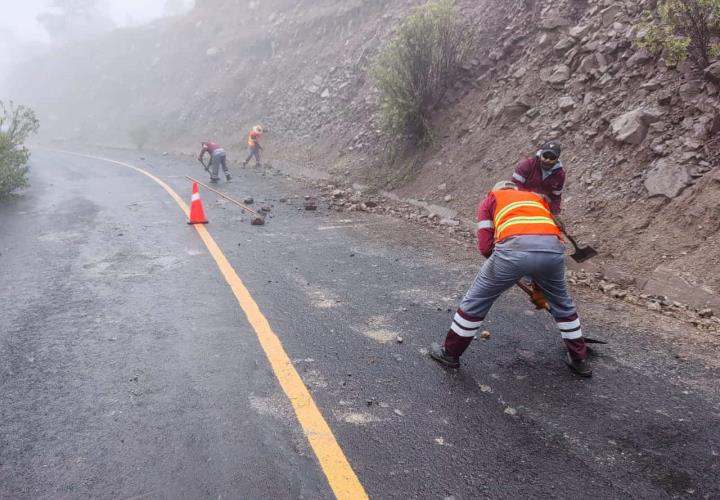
[539,141,562,159]
[493,180,518,191]
[253,125,263,133]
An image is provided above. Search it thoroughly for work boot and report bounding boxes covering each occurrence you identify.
[565,352,593,377]
[429,342,460,369]
[242,160,248,168]
[210,178,219,183]
[226,173,232,181]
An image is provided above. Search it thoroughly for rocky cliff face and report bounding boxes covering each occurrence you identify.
[6,0,720,310]
[440,0,720,312]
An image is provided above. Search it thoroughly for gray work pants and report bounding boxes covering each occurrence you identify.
[460,249,577,320]
[244,145,261,166]
[443,243,587,360]
[210,150,228,179]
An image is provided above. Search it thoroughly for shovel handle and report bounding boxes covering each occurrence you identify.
[550,213,594,257]
[516,281,550,311]
[515,281,608,344]
[564,233,582,252]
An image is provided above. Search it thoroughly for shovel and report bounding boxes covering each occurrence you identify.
[198,158,210,173]
[515,281,607,344]
[551,215,598,263]
[565,233,598,263]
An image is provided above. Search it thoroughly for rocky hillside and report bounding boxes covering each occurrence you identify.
[6,0,720,311]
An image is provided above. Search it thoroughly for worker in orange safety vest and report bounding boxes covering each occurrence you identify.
[242,125,264,167]
[429,180,592,377]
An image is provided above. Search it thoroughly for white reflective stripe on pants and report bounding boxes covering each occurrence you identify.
[459,248,578,334]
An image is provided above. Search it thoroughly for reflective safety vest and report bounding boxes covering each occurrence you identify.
[492,189,561,243]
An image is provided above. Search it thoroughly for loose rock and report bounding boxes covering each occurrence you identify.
[304,197,318,210]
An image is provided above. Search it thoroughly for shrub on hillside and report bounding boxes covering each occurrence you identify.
[373,0,475,147]
[0,101,40,199]
[129,125,150,149]
[636,0,720,68]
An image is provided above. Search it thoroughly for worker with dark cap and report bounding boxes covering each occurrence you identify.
[511,141,565,215]
[511,141,567,310]
[429,180,592,377]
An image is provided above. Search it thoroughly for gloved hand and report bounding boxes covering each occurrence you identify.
[531,284,547,310]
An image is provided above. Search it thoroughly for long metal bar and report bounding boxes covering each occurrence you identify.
[515,281,607,344]
[185,175,264,218]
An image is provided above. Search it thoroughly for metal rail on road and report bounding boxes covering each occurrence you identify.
[185,175,264,218]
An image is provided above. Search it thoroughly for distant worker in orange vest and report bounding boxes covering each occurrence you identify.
[429,180,592,377]
[242,125,264,168]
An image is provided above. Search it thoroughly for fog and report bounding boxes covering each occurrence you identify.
[0,0,194,92]
[0,0,276,149]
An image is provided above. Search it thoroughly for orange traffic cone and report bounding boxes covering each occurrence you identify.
[187,181,208,224]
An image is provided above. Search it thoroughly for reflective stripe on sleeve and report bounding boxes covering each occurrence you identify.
[512,172,526,183]
[478,220,494,230]
[552,190,562,196]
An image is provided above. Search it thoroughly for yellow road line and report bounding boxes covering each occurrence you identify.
[66,152,369,500]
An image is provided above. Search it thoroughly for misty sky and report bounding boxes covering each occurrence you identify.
[1,0,188,43]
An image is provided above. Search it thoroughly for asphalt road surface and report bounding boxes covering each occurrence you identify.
[1,148,719,499]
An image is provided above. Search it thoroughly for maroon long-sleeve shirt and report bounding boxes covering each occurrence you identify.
[198,141,222,160]
[511,156,565,214]
[476,193,498,258]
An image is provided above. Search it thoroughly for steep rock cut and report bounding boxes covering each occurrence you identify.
[6,0,720,308]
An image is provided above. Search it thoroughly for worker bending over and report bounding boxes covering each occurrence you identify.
[429,180,592,377]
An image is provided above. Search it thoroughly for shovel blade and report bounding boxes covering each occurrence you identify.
[571,246,598,263]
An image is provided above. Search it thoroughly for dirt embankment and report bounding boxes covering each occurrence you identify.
[6,0,720,312]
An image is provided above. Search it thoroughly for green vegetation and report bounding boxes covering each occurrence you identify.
[0,101,40,199]
[373,0,475,148]
[636,0,720,68]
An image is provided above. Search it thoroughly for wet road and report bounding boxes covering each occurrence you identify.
[1,149,719,499]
